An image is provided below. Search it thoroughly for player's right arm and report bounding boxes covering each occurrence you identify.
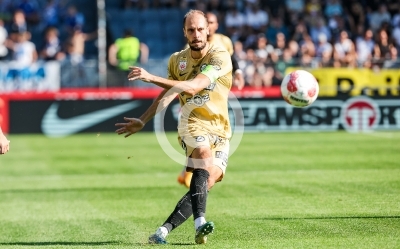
[0,127,10,155]
[115,89,178,138]
[115,56,178,138]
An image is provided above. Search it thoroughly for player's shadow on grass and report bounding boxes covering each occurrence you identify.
[0,241,120,246]
[251,215,400,220]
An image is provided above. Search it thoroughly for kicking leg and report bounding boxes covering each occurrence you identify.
[149,191,193,244]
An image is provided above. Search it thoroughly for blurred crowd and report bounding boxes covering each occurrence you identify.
[0,0,400,89]
[0,0,96,68]
[122,0,400,88]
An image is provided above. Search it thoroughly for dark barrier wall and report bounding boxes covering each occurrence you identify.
[5,94,400,136]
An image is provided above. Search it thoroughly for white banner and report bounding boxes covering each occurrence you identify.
[0,61,60,92]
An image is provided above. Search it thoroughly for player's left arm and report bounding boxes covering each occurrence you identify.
[128,68,210,96]
[128,50,231,96]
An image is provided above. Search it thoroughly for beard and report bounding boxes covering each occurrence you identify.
[188,40,207,51]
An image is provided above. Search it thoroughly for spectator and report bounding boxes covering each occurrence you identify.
[7,31,37,68]
[63,5,84,34]
[243,48,257,86]
[41,0,61,29]
[285,0,305,15]
[324,0,344,19]
[108,29,148,71]
[315,33,333,67]
[299,34,316,67]
[224,6,245,43]
[355,28,374,67]
[287,39,300,58]
[64,27,96,65]
[39,26,65,61]
[291,19,308,44]
[392,20,400,51]
[368,4,391,32]
[392,8,400,29]
[17,0,40,25]
[4,30,37,90]
[306,0,322,17]
[255,33,274,63]
[329,15,350,44]
[0,18,8,60]
[318,45,334,67]
[373,29,397,62]
[245,3,268,33]
[266,16,289,46]
[382,45,399,68]
[310,16,331,44]
[333,30,357,67]
[315,33,333,58]
[275,48,295,81]
[8,10,28,41]
[347,2,366,36]
[233,40,247,71]
[271,32,286,62]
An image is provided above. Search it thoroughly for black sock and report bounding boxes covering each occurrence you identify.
[162,191,192,232]
[190,169,209,220]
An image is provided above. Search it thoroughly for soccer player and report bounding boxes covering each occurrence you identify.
[115,10,232,244]
[177,11,244,188]
[0,127,10,155]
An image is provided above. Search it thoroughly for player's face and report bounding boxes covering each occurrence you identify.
[206,14,218,36]
[184,14,209,51]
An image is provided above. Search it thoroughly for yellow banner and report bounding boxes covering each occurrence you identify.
[286,68,400,97]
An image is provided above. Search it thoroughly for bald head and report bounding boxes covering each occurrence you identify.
[183,10,207,27]
[183,10,209,51]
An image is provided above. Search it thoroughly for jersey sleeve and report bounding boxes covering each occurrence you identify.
[167,53,177,80]
[222,36,234,55]
[201,48,232,84]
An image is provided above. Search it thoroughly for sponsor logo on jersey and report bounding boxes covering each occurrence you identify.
[186,94,210,107]
[196,136,205,142]
[215,151,228,165]
[179,57,187,71]
[205,82,216,91]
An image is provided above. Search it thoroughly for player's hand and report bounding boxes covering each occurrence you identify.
[0,134,10,155]
[233,70,245,90]
[115,117,145,138]
[127,66,152,82]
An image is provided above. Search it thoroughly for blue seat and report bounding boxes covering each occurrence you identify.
[146,40,165,59]
[138,9,160,23]
[122,9,140,22]
[109,21,124,40]
[105,0,122,9]
[107,9,121,21]
[142,21,162,39]
[159,8,183,23]
[163,22,183,39]
[165,39,185,54]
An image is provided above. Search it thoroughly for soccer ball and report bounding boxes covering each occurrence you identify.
[280,70,319,108]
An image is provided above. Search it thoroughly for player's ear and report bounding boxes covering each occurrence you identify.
[183,28,186,37]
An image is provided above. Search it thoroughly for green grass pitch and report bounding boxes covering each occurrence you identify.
[0,131,399,249]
